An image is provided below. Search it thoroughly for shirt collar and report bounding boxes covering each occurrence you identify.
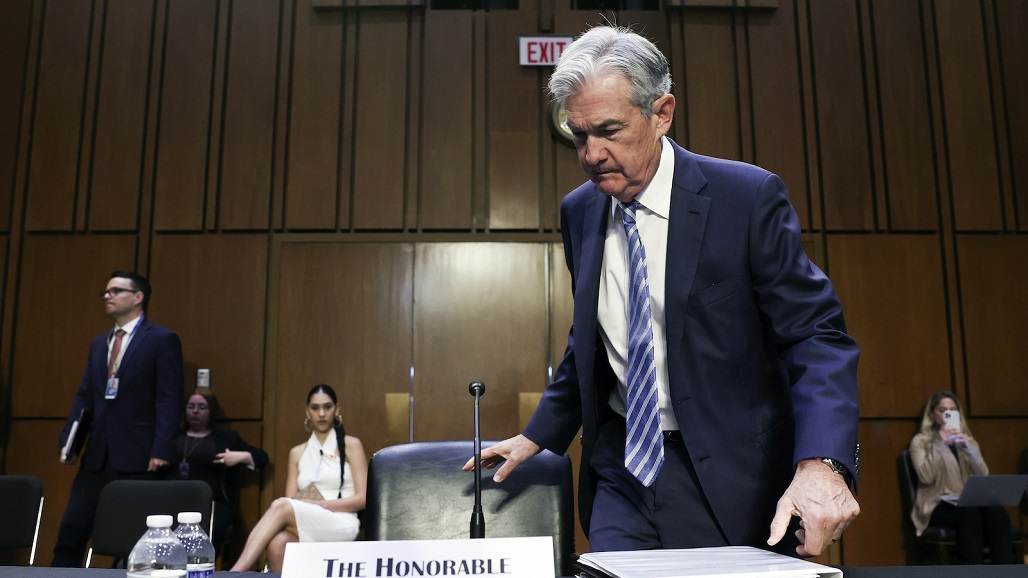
[115,315,143,336]
[609,136,673,220]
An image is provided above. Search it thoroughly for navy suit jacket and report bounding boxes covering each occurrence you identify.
[523,140,859,545]
[60,318,184,473]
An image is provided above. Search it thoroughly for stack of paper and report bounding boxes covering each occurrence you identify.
[575,546,842,578]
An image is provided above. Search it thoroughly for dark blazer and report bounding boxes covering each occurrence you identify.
[60,318,184,473]
[523,140,859,545]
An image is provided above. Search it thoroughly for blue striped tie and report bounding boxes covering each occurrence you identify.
[619,201,664,487]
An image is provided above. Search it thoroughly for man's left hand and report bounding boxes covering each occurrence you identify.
[767,458,859,557]
[148,457,168,472]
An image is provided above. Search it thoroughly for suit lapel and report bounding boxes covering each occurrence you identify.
[118,319,148,373]
[665,143,709,375]
[574,191,611,419]
[575,192,609,344]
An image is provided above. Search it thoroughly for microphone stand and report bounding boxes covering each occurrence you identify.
[469,380,486,539]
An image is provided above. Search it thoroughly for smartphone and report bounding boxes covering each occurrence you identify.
[943,409,960,431]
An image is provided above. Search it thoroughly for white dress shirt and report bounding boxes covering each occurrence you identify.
[596,137,680,431]
[108,315,142,376]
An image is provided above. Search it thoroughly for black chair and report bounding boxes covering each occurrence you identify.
[0,475,44,565]
[898,449,1024,564]
[1020,447,1028,518]
[217,463,266,569]
[364,441,575,576]
[86,480,214,567]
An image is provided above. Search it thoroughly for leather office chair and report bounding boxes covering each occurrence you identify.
[87,480,214,568]
[0,475,44,565]
[364,441,575,576]
[898,449,1024,564]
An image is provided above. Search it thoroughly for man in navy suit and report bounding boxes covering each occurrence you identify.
[469,26,860,556]
[52,271,183,567]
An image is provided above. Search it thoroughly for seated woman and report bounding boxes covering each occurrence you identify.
[909,391,1014,564]
[230,384,367,572]
[168,387,269,553]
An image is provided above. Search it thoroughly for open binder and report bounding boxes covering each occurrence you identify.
[575,545,842,578]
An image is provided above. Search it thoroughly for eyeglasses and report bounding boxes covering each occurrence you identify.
[101,287,139,298]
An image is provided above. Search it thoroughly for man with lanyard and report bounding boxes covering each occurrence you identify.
[52,270,183,567]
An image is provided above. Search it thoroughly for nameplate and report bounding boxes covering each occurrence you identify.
[281,536,555,578]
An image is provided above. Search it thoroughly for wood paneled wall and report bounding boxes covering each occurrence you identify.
[0,0,1025,568]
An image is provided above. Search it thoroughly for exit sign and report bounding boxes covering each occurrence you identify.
[519,36,574,66]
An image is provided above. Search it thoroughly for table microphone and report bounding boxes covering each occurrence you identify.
[469,380,486,539]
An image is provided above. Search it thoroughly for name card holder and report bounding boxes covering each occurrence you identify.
[282,536,555,578]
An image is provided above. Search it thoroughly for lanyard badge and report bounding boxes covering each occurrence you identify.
[104,377,119,399]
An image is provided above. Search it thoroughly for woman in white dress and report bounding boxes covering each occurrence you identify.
[230,384,367,571]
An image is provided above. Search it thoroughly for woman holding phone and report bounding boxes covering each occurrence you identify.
[909,391,1014,564]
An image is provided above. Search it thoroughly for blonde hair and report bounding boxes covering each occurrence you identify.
[918,391,973,436]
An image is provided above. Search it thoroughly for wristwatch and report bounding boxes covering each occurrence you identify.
[817,457,852,485]
[815,444,860,491]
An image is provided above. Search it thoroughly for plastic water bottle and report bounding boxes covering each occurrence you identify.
[175,512,215,578]
[126,514,187,578]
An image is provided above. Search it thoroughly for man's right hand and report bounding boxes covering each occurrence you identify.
[462,434,541,483]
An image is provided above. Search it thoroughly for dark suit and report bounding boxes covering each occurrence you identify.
[523,140,859,548]
[52,317,183,566]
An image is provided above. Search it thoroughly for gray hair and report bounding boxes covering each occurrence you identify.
[548,25,672,118]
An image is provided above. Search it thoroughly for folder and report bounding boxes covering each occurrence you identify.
[59,408,86,464]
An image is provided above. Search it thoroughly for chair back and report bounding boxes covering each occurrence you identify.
[897,449,917,520]
[1020,447,1028,516]
[88,480,213,566]
[364,441,575,576]
[896,449,921,559]
[0,475,44,565]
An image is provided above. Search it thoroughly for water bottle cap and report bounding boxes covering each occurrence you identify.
[177,512,202,524]
[146,515,174,528]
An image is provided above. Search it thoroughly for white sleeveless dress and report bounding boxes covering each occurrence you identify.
[286,429,359,542]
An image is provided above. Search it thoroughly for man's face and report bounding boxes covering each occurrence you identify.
[564,74,674,203]
[103,277,142,318]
